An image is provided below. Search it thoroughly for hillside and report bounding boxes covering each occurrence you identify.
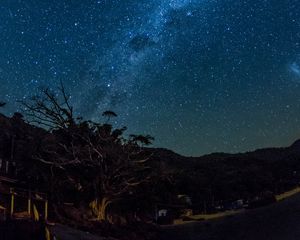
[1,112,300,207]
[149,140,300,210]
[1,112,300,225]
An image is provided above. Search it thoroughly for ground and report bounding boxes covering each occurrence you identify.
[160,192,300,240]
[50,224,114,240]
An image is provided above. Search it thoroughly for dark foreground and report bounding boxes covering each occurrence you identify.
[160,193,300,240]
[0,220,45,240]
[3,192,300,240]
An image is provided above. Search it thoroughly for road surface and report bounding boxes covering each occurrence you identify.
[160,193,300,240]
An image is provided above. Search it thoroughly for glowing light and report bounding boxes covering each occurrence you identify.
[289,62,300,76]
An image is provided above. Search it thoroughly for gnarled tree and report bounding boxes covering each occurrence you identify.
[22,84,153,221]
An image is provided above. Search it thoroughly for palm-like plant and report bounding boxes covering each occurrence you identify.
[0,102,6,107]
[102,110,117,122]
[130,134,155,146]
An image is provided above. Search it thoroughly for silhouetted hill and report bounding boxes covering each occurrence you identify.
[149,140,300,206]
[150,138,300,167]
[1,113,300,212]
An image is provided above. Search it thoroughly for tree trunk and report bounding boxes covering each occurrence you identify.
[90,197,112,221]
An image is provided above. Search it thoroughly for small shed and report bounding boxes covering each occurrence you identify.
[158,209,168,217]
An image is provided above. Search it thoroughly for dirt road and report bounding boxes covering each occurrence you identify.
[160,193,300,240]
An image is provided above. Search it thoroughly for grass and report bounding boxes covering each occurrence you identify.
[173,186,300,225]
[276,186,300,201]
[173,210,244,225]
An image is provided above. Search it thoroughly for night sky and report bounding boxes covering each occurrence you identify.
[1,0,300,156]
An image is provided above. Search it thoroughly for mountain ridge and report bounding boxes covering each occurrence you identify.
[150,137,300,165]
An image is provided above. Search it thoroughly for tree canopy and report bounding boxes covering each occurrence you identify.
[21,84,154,221]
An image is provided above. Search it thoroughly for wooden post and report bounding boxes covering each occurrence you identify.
[44,200,48,221]
[10,188,14,217]
[28,192,31,216]
[155,204,158,222]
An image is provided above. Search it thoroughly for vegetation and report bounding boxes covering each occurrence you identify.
[102,110,117,123]
[18,84,158,224]
[1,85,300,239]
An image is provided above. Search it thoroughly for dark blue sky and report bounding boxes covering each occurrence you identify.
[1,0,300,156]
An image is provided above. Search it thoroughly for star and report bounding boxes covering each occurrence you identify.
[0,0,299,156]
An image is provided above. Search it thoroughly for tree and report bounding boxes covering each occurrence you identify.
[102,110,117,123]
[21,81,74,129]
[22,84,153,221]
[129,134,155,146]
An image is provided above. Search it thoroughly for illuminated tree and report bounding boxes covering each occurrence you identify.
[22,83,153,221]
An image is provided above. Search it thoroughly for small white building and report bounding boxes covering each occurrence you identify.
[158,209,168,217]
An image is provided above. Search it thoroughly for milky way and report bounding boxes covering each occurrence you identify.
[289,61,300,81]
[0,0,300,156]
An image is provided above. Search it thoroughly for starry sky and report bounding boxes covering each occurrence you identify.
[0,0,300,156]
